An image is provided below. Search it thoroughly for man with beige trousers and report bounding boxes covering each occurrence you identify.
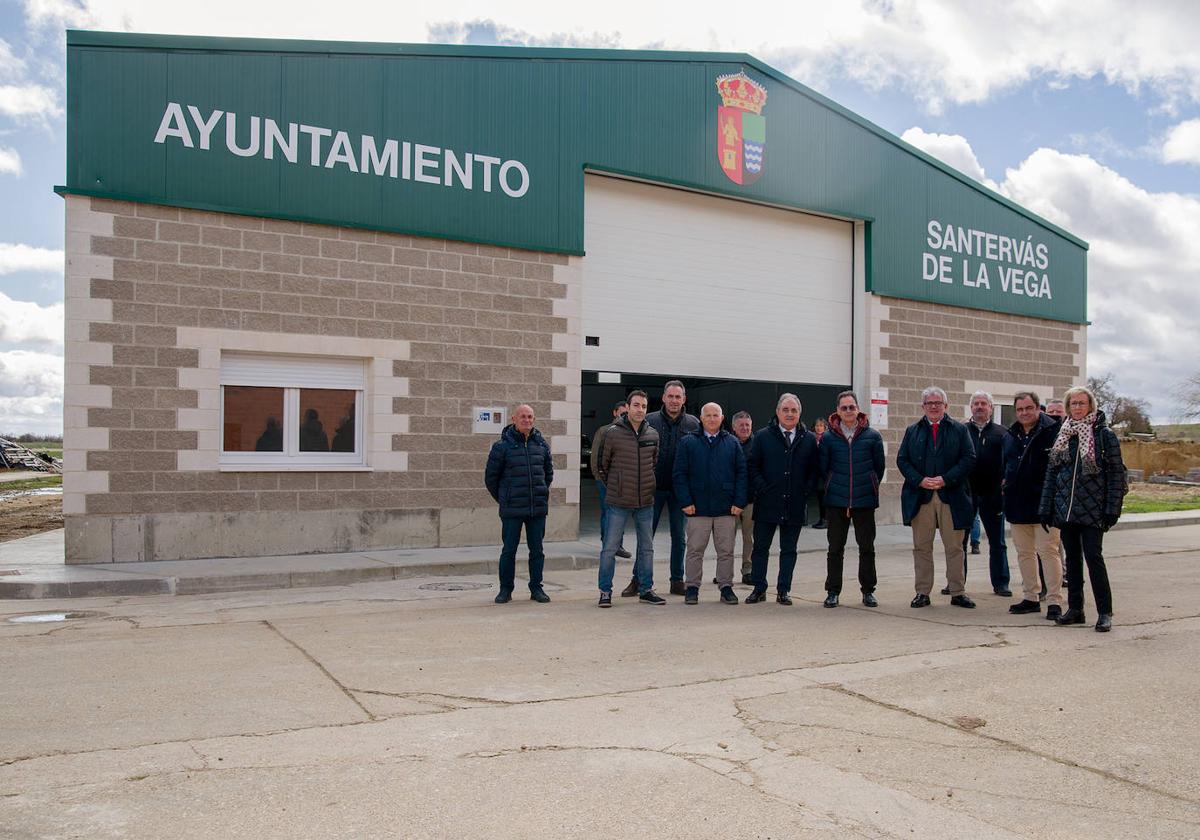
[896,386,978,609]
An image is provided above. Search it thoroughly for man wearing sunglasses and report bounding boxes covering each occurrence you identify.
[896,386,977,608]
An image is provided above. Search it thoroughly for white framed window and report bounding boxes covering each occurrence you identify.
[220,353,366,470]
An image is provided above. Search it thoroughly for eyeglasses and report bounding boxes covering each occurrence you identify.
[838,405,858,411]
[923,401,945,407]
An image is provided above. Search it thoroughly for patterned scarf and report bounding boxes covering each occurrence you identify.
[1049,411,1099,474]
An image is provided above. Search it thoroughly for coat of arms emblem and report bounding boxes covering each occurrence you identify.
[716,71,768,185]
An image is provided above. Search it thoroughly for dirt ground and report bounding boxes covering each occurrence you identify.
[0,493,63,543]
[1128,480,1200,501]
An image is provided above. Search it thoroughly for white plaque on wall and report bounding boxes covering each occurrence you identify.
[473,407,506,434]
[870,389,888,429]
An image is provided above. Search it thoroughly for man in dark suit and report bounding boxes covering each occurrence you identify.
[896,386,977,608]
[745,393,819,605]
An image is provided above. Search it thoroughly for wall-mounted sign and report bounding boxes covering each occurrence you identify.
[473,407,506,434]
[870,389,888,429]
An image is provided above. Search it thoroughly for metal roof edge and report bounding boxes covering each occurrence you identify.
[66,30,1089,251]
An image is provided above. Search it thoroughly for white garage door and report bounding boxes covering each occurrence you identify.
[581,174,853,384]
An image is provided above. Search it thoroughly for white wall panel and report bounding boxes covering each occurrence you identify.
[581,175,853,384]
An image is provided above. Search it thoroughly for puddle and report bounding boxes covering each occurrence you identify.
[7,610,105,624]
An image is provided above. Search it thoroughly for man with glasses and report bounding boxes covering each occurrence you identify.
[819,391,886,608]
[896,386,977,608]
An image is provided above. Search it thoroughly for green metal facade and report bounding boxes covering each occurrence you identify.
[61,31,1088,323]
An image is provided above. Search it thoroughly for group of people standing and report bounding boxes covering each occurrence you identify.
[485,380,1127,633]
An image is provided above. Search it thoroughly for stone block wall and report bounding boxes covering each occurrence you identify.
[63,196,581,563]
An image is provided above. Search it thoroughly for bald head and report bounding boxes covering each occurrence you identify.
[513,404,535,437]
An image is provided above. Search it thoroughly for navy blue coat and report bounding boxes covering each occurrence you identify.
[1002,412,1060,524]
[895,415,976,529]
[819,412,886,510]
[748,419,819,524]
[484,424,553,519]
[672,429,748,517]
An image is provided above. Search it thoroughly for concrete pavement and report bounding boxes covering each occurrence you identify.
[1,524,1198,838]
[3,509,1199,599]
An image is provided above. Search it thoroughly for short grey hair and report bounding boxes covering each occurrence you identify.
[969,390,994,407]
[776,392,802,412]
[1046,398,1065,408]
[921,386,947,404]
[731,410,752,423]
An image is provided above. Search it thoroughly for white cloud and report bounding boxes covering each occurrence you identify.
[900,127,998,190]
[0,292,64,346]
[35,2,1200,113]
[0,146,20,176]
[0,349,63,436]
[0,84,60,119]
[1161,118,1200,166]
[998,148,1200,421]
[23,0,99,29]
[0,243,63,274]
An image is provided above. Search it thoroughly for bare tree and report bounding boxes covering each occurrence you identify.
[1176,372,1200,421]
[1087,373,1153,433]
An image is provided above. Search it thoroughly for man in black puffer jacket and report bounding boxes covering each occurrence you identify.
[484,404,554,604]
[645,379,701,595]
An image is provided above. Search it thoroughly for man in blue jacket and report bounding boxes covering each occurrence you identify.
[896,386,977,608]
[674,402,747,605]
[819,391,886,608]
[484,404,554,604]
[746,393,819,605]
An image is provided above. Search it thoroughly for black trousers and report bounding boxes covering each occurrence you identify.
[1059,523,1112,615]
[750,520,802,594]
[824,507,878,594]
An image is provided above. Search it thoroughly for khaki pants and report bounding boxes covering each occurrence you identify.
[1011,523,1064,607]
[737,503,754,576]
[911,496,966,596]
[685,515,738,589]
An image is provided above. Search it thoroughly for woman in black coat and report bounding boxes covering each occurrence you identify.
[1039,386,1127,633]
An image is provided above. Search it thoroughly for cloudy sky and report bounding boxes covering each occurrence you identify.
[2,0,1199,433]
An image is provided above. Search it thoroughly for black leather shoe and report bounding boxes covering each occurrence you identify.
[940,586,951,595]
[712,577,719,585]
[862,593,878,608]
[823,592,839,608]
[1045,605,1062,621]
[776,592,793,605]
[684,586,699,605]
[1008,599,1040,614]
[993,588,1012,597]
[494,589,513,604]
[741,573,754,585]
[950,595,976,609]
[745,588,767,604]
[910,593,931,608]
[970,542,981,555]
[1055,608,1086,625]
[720,586,739,605]
[620,577,639,597]
[1095,613,1113,632]
[616,547,632,559]
[669,580,687,596]
[530,588,551,603]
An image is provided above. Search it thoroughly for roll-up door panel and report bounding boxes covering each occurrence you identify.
[581,175,853,384]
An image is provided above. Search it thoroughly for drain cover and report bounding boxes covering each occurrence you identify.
[418,581,493,591]
[7,611,103,624]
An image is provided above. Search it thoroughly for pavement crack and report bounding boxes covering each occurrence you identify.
[819,682,1199,807]
[260,621,378,722]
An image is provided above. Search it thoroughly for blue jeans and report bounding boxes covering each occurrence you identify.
[970,513,981,544]
[962,494,1009,590]
[652,489,687,582]
[750,519,803,594]
[599,504,654,594]
[499,515,546,592]
[596,479,625,549]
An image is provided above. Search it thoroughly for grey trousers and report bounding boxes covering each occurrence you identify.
[737,503,754,576]
[911,496,966,596]
[685,515,739,589]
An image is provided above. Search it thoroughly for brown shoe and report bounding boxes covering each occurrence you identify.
[620,577,639,598]
[669,580,687,596]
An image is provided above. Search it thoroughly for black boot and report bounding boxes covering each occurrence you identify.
[1055,608,1086,625]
